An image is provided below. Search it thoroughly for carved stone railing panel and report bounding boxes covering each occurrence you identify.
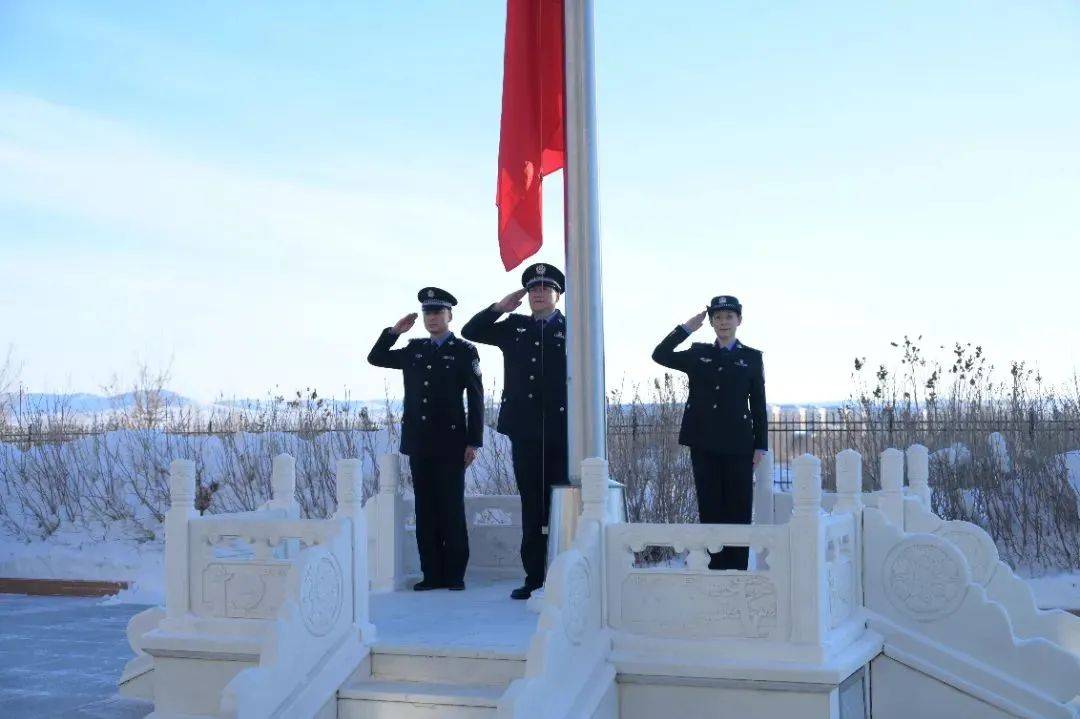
[605,523,789,642]
[824,513,857,630]
[189,516,350,621]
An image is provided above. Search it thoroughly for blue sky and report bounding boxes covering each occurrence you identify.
[2,1,1079,404]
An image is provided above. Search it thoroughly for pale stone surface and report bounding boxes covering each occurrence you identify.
[370,573,538,654]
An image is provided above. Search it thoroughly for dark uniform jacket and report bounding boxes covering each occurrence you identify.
[652,326,767,455]
[367,330,484,456]
[461,307,567,444]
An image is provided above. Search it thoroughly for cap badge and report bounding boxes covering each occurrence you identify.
[426,289,435,298]
[718,296,727,304]
[536,264,546,275]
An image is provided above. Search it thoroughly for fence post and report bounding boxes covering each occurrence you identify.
[905,444,930,509]
[879,448,905,528]
[164,459,196,628]
[752,450,774,525]
[372,453,403,591]
[834,449,863,515]
[335,458,371,633]
[268,453,299,517]
[789,454,826,648]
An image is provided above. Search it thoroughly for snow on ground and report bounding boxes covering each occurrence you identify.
[0,533,166,607]
[0,594,152,718]
[1027,572,1080,611]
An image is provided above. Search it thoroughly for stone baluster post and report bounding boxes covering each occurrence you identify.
[372,453,403,592]
[834,449,863,516]
[879,448,905,528]
[789,454,826,647]
[906,444,931,509]
[752,450,774,525]
[834,448,864,609]
[269,453,299,517]
[164,459,196,628]
[335,458,372,634]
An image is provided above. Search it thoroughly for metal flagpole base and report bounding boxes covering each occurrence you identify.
[545,485,581,572]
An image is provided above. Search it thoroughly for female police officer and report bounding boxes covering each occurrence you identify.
[652,295,767,570]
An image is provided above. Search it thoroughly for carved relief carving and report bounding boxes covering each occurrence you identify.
[935,523,997,586]
[883,540,967,622]
[563,559,591,644]
[827,558,854,628]
[301,554,343,636]
[620,573,778,639]
[200,562,290,619]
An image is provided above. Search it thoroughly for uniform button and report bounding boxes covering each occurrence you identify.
[743,414,748,419]
[421,415,427,420]
[715,386,719,390]
[528,394,533,398]
[529,375,535,380]
[422,398,428,403]
[534,341,540,346]
[451,424,456,430]
[713,404,717,409]
[423,381,429,386]
[426,364,432,369]
[532,358,537,363]
[559,406,565,412]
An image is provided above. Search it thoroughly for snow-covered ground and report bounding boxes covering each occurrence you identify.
[0,594,152,718]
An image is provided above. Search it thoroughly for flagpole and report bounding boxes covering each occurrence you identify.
[563,0,605,481]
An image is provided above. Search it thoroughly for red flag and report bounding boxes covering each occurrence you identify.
[497,0,565,271]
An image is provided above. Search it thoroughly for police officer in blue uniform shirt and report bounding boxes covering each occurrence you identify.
[367,287,484,591]
[462,263,567,600]
[651,295,767,570]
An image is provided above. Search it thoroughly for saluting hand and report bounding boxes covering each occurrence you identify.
[494,289,527,314]
[683,310,707,333]
[464,446,478,468]
[391,313,418,335]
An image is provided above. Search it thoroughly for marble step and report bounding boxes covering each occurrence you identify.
[370,644,527,687]
[337,679,501,719]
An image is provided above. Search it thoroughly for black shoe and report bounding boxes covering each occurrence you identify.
[510,583,541,600]
[446,581,465,591]
[413,579,443,591]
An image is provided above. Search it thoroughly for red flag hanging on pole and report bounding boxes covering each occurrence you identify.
[497,0,566,271]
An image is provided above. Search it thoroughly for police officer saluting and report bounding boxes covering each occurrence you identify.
[367,287,484,591]
[652,295,767,570]
[462,263,567,600]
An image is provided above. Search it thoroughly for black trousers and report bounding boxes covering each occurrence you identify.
[690,448,754,570]
[511,436,568,587]
[408,452,469,585]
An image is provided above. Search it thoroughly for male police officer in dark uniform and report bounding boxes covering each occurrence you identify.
[652,295,767,570]
[368,287,484,591]
[462,263,567,599]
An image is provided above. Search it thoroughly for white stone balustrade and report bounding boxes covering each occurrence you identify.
[128,454,371,719]
[604,453,864,668]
